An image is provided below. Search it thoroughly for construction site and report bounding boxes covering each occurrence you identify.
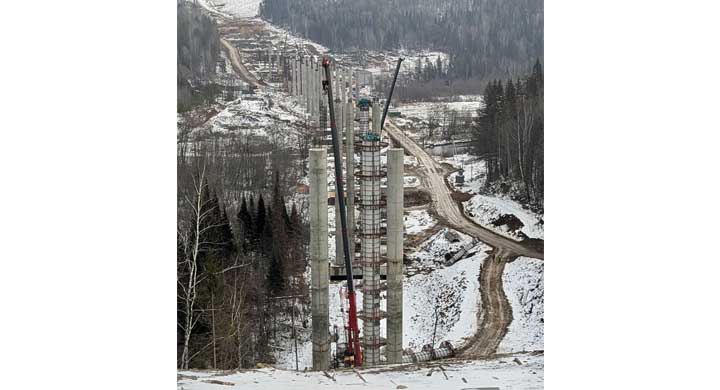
[177,1,544,388]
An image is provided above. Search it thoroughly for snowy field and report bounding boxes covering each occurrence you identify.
[464,194,544,240]
[404,209,436,235]
[499,257,545,353]
[443,153,487,194]
[399,99,482,122]
[220,0,262,17]
[178,352,543,389]
[278,226,487,370]
[196,0,262,18]
[404,243,489,349]
[361,50,450,76]
[438,154,545,240]
[182,88,308,145]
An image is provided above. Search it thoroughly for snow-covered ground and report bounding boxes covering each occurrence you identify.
[499,257,544,354]
[276,224,487,370]
[464,194,544,240]
[195,0,263,18]
[399,99,482,122]
[405,209,436,235]
[411,228,473,267]
[220,0,263,17]
[405,243,489,349]
[443,153,487,193]
[359,50,450,77]
[439,153,545,240]
[178,352,543,389]
[392,97,482,145]
[184,88,307,144]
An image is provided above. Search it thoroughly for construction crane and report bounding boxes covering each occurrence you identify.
[380,57,404,131]
[321,57,362,367]
[321,56,404,368]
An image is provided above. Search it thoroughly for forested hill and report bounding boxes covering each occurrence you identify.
[177,2,220,111]
[259,0,543,80]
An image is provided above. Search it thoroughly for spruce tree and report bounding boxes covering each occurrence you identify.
[289,203,301,239]
[237,195,253,254]
[255,194,267,252]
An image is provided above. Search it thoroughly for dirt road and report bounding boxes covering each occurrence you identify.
[384,121,541,358]
[460,248,515,357]
[220,38,265,88]
[384,121,543,260]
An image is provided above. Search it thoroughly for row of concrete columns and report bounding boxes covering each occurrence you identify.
[304,56,404,370]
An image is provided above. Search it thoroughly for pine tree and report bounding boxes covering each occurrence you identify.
[289,203,301,239]
[266,253,284,297]
[216,205,236,260]
[255,194,267,252]
[237,195,253,254]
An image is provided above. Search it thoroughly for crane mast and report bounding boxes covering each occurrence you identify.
[321,57,362,367]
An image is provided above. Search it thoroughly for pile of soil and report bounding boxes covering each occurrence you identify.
[404,189,432,207]
[451,191,473,202]
[492,214,525,233]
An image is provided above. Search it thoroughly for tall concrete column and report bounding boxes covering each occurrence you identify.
[309,58,315,115]
[310,59,316,118]
[371,99,381,134]
[346,68,353,99]
[304,56,311,113]
[319,88,327,146]
[310,148,330,371]
[386,148,404,364]
[335,66,342,99]
[314,60,321,119]
[339,74,345,104]
[334,99,345,267]
[293,57,298,96]
[298,55,305,97]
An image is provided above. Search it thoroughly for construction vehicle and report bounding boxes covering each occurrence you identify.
[322,57,363,367]
[321,56,404,368]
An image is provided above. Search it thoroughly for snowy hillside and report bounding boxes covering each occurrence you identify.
[222,0,262,17]
[196,0,262,18]
[499,257,545,353]
[464,194,545,240]
[404,243,490,349]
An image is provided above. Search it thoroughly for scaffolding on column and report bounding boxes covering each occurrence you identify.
[355,98,387,367]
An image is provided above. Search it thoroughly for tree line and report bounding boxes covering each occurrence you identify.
[259,0,543,82]
[177,141,309,369]
[472,59,543,207]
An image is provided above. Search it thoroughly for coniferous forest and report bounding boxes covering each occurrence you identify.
[177,141,309,369]
[177,2,221,112]
[472,60,544,207]
[259,0,543,81]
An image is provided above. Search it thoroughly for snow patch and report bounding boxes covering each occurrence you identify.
[404,209,436,235]
[463,194,544,240]
[499,257,544,353]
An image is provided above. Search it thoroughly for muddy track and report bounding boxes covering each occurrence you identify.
[383,121,540,357]
[459,248,515,357]
[220,37,266,88]
[384,122,543,260]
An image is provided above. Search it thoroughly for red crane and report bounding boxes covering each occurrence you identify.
[321,57,362,367]
[321,56,404,368]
